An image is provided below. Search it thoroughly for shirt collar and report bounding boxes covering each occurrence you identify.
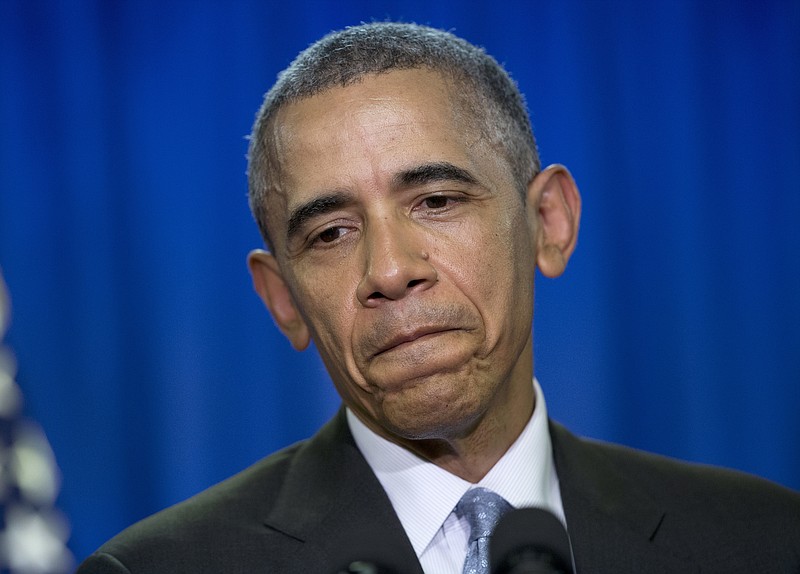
[346,378,560,557]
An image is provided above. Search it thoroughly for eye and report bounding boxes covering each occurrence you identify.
[315,226,347,244]
[417,194,469,213]
[423,195,450,209]
[301,218,360,252]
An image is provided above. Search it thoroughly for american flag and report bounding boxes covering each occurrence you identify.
[0,274,74,574]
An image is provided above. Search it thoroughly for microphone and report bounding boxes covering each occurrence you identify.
[490,507,575,574]
[330,527,401,574]
[335,561,396,574]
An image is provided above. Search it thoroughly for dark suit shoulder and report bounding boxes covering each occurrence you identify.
[550,421,800,573]
[578,430,799,519]
[77,439,309,573]
[78,411,419,573]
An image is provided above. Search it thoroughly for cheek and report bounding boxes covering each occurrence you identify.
[440,213,534,339]
[302,296,352,352]
[288,265,358,352]
[445,212,530,293]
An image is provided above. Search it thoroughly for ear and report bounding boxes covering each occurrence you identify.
[527,164,581,278]
[247,249,311,351]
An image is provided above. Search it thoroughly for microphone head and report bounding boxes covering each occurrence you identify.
[328,525,403,574]
[490,507,574,574]
[335,561,395,574]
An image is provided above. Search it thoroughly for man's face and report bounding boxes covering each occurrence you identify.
[259,69,540,444]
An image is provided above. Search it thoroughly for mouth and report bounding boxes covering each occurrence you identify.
[360,302,476,365]
[372,326,458,358]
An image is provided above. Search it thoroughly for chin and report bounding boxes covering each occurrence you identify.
[378,383,486,441]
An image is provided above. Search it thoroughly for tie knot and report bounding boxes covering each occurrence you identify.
[456,487,513,543]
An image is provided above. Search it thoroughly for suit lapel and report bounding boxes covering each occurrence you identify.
[264,408,424,573]
[550,422,699,573]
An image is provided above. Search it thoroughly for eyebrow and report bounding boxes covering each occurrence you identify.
[393,161,479,189]
[286,192,352,242]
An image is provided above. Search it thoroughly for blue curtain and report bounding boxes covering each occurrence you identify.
[1,0,798,562]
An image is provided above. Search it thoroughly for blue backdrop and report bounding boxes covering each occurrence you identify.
[1,0,798,563]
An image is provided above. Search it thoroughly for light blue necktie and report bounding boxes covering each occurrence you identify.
[457,488,513,574]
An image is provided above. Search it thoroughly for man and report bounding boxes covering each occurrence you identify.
[78,22,800,573]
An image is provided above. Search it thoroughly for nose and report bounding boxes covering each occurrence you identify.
[356,217,437,307]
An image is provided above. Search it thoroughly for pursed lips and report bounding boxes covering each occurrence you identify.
[359,301,476,361]
[372,326,458,358]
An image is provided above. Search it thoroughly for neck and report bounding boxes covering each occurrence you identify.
[395,377,536,483]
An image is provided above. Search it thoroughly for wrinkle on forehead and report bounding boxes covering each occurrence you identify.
[288,97,421,144]
[275,94,427,191]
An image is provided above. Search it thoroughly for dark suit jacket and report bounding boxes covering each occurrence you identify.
[78,409,800,573]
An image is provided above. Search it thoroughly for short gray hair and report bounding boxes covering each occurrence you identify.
[247,22,540,249]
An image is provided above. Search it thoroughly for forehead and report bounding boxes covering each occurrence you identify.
[275,68,470,163]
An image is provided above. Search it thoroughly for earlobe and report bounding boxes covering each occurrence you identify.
[527,164,582,278]
[247,249,311,351]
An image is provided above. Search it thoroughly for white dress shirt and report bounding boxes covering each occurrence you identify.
[347,379,566,574]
